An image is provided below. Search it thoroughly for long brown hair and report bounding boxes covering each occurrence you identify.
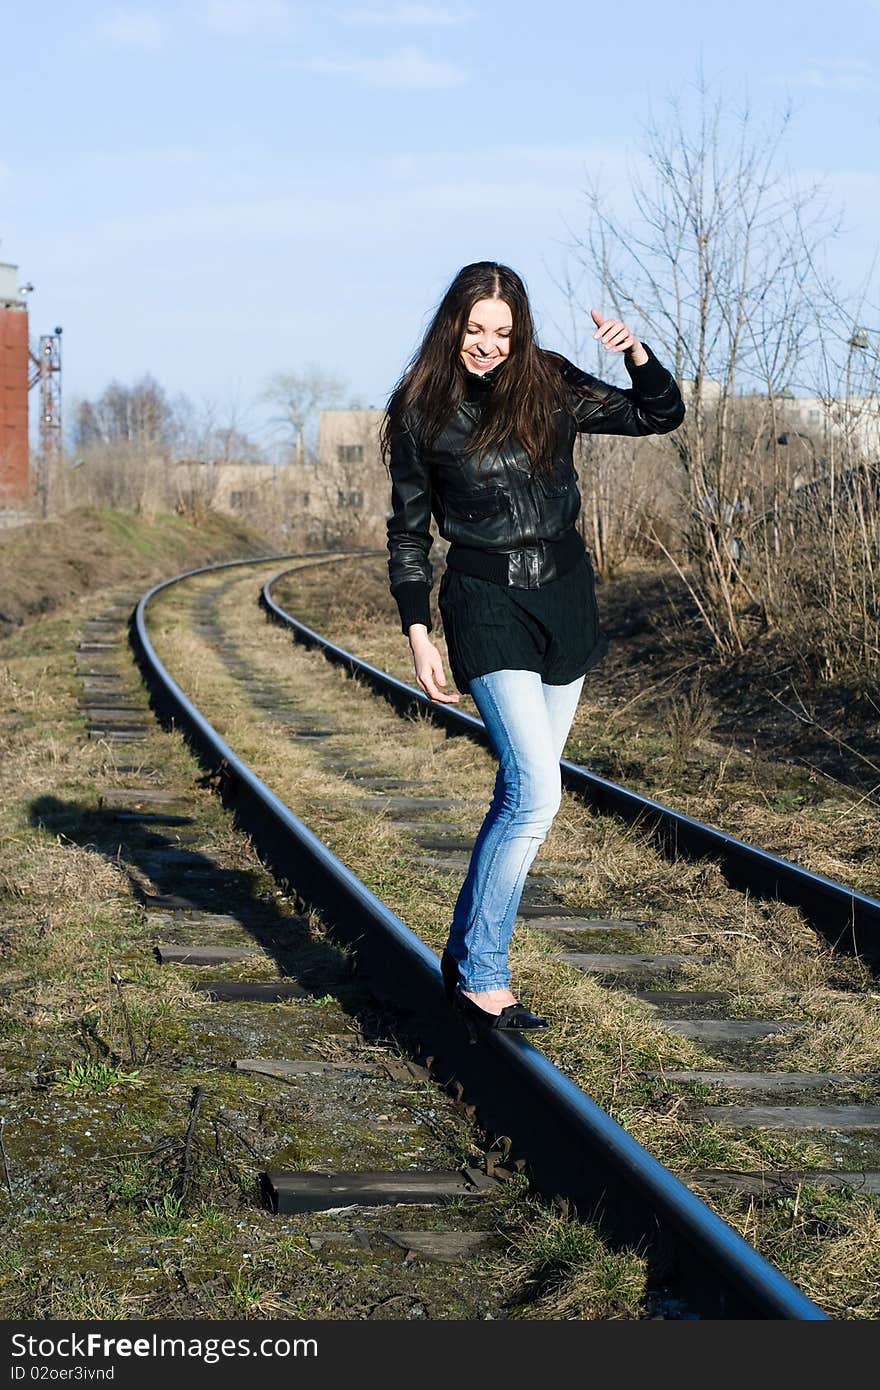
[380,261,570,479]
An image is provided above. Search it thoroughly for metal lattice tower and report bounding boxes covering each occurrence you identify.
[28,329,62,517]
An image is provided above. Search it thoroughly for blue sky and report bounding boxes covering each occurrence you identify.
[1,1,879,446]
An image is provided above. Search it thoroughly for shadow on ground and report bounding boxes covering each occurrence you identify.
[27,793,399,1035]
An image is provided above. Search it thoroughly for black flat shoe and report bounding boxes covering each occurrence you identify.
[440,949,460,1003]
[453,986,548,1041]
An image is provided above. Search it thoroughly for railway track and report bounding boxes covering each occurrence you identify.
[263,561,880,963]
[4,549,863,1318]
[261,560,880,1206]
[53,565,523,1320]
[113,549,880,1318]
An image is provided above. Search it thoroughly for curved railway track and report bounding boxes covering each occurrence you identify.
[115,549,880,1319]
[61,565,544,1322]
[261,558,880,1199]
[262,561,880,963]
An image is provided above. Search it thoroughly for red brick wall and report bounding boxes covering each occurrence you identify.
[0,306,30,504]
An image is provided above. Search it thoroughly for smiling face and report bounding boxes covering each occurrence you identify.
[460,296,513,374]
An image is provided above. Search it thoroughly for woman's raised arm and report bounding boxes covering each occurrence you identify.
[555,313,685,437]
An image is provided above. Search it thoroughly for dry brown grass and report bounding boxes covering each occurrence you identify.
[493,1201,649,1319]
[147,566,880,1163]
[0,608,220,1067]
[0,507,263,638]
[2,567,652,1324]
[272,556,880,897]
[150,567,715,1087]
[5,551,874,1317]
[237,556,880,1316]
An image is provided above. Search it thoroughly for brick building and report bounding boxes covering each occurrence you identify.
[0,264,30,506]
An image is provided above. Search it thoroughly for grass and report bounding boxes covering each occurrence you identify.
[227,1266,286,1317]
[23,1274,139,1321]
[272,555,880,899]
[0,506,263,638]
[2,542,877,1319]
[0,564,589,1322]
[499,1210,648,1319]
[169,553,880,1319]
[145,1193,186,1236]
[57,1059,143,1094]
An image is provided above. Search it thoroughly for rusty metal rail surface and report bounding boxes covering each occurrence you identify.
[261,562,880,962]
[131,554,827,1320]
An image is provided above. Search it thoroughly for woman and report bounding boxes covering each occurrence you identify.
[382,262,685,1034]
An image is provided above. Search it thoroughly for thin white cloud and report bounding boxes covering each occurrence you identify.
[296,44,466,87]
[766,57,880,94]
[95,6,164,48]
[77,146,206,179]
[336,3,476,25]
[200,0,293,34]
[376,143,632,183]
[83,141,632,250]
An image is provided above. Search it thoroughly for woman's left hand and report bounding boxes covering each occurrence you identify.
[590,308,648,365]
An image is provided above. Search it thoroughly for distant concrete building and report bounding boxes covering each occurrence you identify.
[170,459,302,514]
[776,394,880,461]
[0,263,30,506]
[311,408,388,545]
[679,376,724,408]
[207,461,287,512]
[678,377,879,460]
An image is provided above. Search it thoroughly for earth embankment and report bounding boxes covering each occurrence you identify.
[0,508,267,637]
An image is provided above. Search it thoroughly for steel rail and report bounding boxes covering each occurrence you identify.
[130,554,827,1320]
[262,561,880,960]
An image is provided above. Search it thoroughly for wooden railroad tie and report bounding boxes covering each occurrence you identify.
[155,944,262,965]
[192,980,308,1002]
[261,1168,497,1216]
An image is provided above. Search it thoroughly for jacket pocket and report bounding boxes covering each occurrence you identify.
[446,489,509,522]
[535,468,575,498]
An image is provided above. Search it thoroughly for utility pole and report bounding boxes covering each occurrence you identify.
[28,328,62,518]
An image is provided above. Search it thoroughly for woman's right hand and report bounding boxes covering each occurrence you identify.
[408,627,460,703]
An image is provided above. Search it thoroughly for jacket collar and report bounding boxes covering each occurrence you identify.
[461,358,507,400]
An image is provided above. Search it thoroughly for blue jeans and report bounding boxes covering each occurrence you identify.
[444,668,585,992]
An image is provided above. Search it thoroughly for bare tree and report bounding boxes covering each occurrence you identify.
[64,375,269,519]
[574,431,675,578]
[174,391,266,467]
[773,280,880,684]
[71,375,176,452]
[567,70,846,655]
[260,363,351,462]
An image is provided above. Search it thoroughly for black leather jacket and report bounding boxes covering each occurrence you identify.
[386,343,685,634]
